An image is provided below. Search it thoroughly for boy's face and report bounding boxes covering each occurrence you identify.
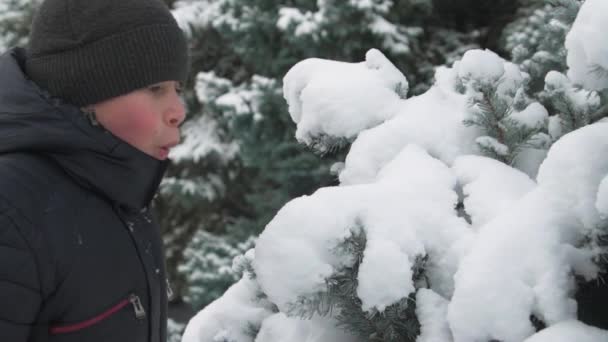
[90,81,185,160]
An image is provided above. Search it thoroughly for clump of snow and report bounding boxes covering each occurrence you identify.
[337,48,547,186]
[537,123,608,229]
[510,102,549,129]
[181,276,274,342]
[447,123,608,342]
[448,188,578,342]
[523,320,608,342]
[455,49,531,120]
[548,115,563,141]
[416,289,452,342]
[452,155,536,229]
[544,71,600,112]
[454,49,549,178]
[185,27,608,339]
[255,313,358,342]
[543,72,601,139]
[357,238,413,312]
[253,145,470,313]
[565,0,608,90]
[282,48,408,145]
[456,49,507,87]
[596,175,608,219]
[476,136,509,156]
[455,49,531,106]
[511,143,549,183]
[338,63,481,186]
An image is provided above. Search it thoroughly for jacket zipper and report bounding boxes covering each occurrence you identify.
[49,293,146,334]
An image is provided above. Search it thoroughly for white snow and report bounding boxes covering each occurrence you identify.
[538,123,608,230]
[475,136,509,156]
[186,120,608,341]
[348,0,392,13]
[194,72,233,104]
[415,289,452,342]
[565,0,608,90]
[253,144,470,313]
[543,71,601,133]
[282,49,408,145]
[452,155,536,229]
[456,49,506,86]
[447,123,608,342]
[596,175,608,219]
[276,1,420,55]
[369,16,420,55]
[181,277,273,342]
[338,62,481,185]
[276,7,322,37]
[447,187,579,342]
[170,114,238,164]
[524,320,608,342]
[548,115,563,140]
[184,8,608,336]
[255,313,358,342]
[357,238,414,312]
[510,102,548,129]
[171,0,220,37]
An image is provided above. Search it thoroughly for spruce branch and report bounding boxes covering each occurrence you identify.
[464,74,551,167]
[589,102,608,124]
[549,92,592,134]
[307,133,352,156]
[595,220,608,274]
[286,226,425,341]
[587,64,608,83]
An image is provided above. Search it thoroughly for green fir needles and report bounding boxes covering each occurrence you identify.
[287,227,427,342]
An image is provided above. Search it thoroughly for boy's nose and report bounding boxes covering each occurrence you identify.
[167,94,186,127]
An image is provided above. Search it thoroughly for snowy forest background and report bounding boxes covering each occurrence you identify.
[2,0,608,341]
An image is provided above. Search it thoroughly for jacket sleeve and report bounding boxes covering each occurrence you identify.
[0,213,42,341]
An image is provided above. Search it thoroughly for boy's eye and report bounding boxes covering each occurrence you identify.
[148,83,183,95]
[148,84,164,93]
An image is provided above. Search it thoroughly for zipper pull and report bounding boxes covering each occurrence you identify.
[129,294,146,319]
[166,278,175,301]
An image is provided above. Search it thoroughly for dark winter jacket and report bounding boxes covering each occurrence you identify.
[0,48,171,342]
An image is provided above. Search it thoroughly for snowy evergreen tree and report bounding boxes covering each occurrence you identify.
[457,49,551,176]
[166,0,487,308]
[182,0,608,341]
[501,0,580,92]
[0,0,38,52]
[167,318,186,342]
[178,229,255,310]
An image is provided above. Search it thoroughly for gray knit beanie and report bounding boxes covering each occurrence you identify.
[25,0,189,107]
